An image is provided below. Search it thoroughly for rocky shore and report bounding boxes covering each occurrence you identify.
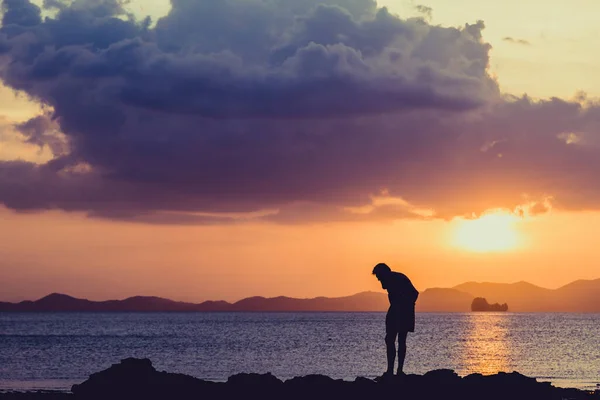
[1,358,598,400]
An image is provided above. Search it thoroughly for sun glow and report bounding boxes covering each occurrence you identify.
[452,211,521,253]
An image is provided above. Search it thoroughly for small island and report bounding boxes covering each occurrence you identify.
[471,297,508,312]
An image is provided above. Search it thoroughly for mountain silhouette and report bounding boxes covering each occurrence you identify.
[453,278,600,312]
[1,278,599,312]
[0,291,389,312]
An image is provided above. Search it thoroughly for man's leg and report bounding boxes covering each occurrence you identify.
[385,330,397,375]
[396,331,408,375]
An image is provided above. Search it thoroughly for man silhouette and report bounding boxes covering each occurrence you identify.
[372,263,419,379]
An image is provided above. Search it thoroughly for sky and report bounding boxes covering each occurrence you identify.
[1,0,600,302]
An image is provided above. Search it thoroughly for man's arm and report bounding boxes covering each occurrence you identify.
[409,283,419,303]
[392,274,419,304]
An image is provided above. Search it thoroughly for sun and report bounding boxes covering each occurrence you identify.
[452,211,521,253]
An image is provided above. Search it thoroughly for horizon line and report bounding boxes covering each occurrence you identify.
[3,277,599,304]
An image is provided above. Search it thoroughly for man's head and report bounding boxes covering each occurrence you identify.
[372,263,392,288]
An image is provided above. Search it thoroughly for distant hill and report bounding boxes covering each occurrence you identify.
[1,278,599,312]
[453,281,549,310]
[553,279,600,312]
[229,292,389,312]
[0,292,390,312]
[453,279,600,312]
[0,293,203,312]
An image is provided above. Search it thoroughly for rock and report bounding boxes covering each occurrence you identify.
[461,371,562,400]
[283,375,347,398]
[71,358,155,396]
[464,371,538,388]
[60,358,600,400]
[471,297,509,312]
[353,376,376,386]
[285,374,337,386]
[463,372,485,383]
[423,369,461,384]
[227,372,282,387]
[71,358,214,400]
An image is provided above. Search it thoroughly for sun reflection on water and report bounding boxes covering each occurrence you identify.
[458,313,514,376]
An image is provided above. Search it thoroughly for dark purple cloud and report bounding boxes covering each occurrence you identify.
[0,0,598,223]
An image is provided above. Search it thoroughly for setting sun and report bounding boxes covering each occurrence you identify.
[453,212,521,253]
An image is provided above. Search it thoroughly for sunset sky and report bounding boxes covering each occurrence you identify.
[2,0,600,302]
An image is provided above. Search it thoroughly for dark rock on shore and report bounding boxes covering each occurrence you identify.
[0,393,70,400]
[226,372,282,387]
[1,358,598,400]
[71,358,217,399]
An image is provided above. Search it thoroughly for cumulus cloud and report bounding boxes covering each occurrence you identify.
[0,0,598,223]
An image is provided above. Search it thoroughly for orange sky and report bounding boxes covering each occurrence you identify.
[2,205,599,302]
[1,0,600,302]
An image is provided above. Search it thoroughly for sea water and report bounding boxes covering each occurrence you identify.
[0,312,598,391]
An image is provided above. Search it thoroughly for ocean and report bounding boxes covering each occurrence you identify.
[0,312,598,392]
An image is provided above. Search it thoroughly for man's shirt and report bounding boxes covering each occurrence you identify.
[384,272,419,308]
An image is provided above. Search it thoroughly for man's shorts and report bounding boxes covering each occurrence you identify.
[386,305,416,333]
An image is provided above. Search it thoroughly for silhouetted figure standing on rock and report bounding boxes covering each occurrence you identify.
[372,263,419,379]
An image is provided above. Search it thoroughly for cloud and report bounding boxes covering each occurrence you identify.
[0,0,599,224]
[0,115,56,163]
[15,113,68,156]
[415,5,432,20]
[503,36,531,46]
